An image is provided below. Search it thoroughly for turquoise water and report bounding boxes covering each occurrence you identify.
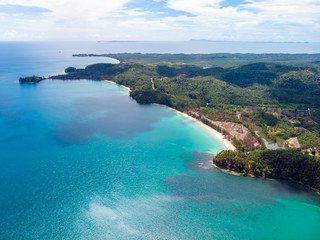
[1,42,320,240]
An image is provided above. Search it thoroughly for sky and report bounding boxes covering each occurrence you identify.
[0,0,319,42]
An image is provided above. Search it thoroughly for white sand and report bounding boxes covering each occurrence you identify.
[103,80,131,93]
[162,106,236,151]
[103,80,236,151]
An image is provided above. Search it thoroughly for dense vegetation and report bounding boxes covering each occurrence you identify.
[50,60,320,149]
[52,61,320,107]
[48,53,320,191]
[213,149,320,191]
[74,53,320,68]
[19,75,44,83]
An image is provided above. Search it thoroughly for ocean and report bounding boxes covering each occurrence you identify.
[0,42,320,240]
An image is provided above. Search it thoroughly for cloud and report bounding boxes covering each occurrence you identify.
[0,4,51,16]
[165,0,224,14]
[0,0,132,20]
[161,0,320,41]
[0,0,318,41]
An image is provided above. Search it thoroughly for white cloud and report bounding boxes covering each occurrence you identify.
[161,0,320,41]
[0,0,318,41]
[165,0,224,13]
[0,0,132,20]
[241,0,320,24]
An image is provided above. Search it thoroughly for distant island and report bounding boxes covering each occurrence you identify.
[24,53,320,191]
[188,39,310,43]
[19,75,44,83]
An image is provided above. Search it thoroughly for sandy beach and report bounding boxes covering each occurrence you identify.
[103,80,131,93]
[104,79,236,151]
[162,105,236,151]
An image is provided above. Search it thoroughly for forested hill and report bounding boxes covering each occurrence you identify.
[48,57,320,191]
[73,53,320,67]
[213,149,320,192]
[51,60,320,149]
[53,61,320,108]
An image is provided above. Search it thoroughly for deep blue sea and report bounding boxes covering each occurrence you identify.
[1,42,320,240]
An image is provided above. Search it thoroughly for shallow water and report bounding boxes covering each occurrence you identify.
[0,42,320,240]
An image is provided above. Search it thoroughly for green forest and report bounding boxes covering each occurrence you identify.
[47,53,320,191]
[74,53,320,67]
[213,149,320,191]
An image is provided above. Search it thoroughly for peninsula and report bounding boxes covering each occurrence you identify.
[24,53,320,191]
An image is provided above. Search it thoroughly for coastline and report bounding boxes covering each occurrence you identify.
[212,163,243,176]
[72,54,121,64]
[159,105,236,151]
[42,76,320,192]
[103,80,131,93]
[102,79,236,152]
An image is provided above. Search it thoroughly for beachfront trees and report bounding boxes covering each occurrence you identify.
[213,149,320,191]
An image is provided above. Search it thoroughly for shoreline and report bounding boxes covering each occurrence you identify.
[212,163,243,176]
[49,79,320,192]
[72,54,121,64]
[212,163,255,177]
[101,79,236,152]
[103,80,131,93]
[158,105,236,151]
